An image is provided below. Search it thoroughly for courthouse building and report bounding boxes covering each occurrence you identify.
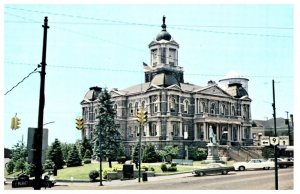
[81,17,253,157]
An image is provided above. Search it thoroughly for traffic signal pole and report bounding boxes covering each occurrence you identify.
[33,16,49,190]
[272,79,278,190]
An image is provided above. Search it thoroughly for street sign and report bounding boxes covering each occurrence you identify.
[260,136,270,146]
[270,137,279,145]
[279,136,289,146]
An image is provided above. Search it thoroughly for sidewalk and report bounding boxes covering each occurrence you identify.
[55,172,193,187]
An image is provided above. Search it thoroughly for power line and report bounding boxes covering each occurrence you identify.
[5,61,293,79]
[4,66,40,95]
[5,7,292,38]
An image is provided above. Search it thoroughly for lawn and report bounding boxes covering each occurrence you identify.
[5,160,235,180]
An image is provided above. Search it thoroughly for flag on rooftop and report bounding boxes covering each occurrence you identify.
[143,62,151,72]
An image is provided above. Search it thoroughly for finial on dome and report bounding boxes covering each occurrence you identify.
[161,15,167,31]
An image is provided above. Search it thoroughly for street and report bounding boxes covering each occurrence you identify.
[5,168,293,190]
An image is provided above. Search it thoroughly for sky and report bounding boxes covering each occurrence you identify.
[2,3,296,149]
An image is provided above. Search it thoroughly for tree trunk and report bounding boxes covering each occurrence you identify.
[108,158,112,168]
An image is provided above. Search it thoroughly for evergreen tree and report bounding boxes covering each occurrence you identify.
[60,143,73,161]
[66,144,82,167]
[142,144,161,163]
[79,137,93,159]
[132,142,142,168]
[92,88,121,168]
[47,138,65,169]
[11,140,28,173]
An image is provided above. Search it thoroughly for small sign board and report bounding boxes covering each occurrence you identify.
[270,137,279,145]
[260,136,270,146]
[279,136,289,146]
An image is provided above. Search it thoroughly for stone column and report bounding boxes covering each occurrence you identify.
[194,123,197,140]
[157,121,161,136]
[228,124,232,141]
[178,97,182,115]
[179,121,183,137]
[203,122,207,140]
[216,124,220,141]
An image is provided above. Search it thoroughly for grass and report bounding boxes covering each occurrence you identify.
[5,160,235,180]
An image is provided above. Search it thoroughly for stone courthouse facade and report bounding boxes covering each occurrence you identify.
[81,17,253,157]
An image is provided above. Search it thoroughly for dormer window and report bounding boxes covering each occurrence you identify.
[183,99,189,113]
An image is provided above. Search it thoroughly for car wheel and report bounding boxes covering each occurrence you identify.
[239,166,245,171]
[221,170,228,175]
[198,171,205,176]
[282,164,287,168]
[264,167,270,170]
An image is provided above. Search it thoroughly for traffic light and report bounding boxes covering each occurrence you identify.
[76,117,84,130]
[142,111,148,124]
[136,110,148,124]
[11,115,21,130]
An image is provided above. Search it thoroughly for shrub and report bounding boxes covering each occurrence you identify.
[83,159,91,164]
[149,167,155,172]
[6,161,15,174]
[141,165,149,171]
[160,163,167,172]
[25,163,35,177]
[89,170,99,182]
[171,162,177,167]
[142,144,161,163]
[188,146,207,160]
[167,166,177,172]
[44,160,55,169]
[102,168,113,179]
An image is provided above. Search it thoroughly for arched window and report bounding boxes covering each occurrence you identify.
[141,101,145,110]
[201,102,205,113]
[135,102,139,114]
[129,103,133,116]
[221,104,226,115]
[153,96,158,113]
[183,99,189,113]
[210,103,216,114]
[170,97,176,112]
[231,105,235,116]
[113,104,117,116]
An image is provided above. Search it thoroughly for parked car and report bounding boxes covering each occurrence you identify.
[233,159,274,171]
[193,163,234,176]
[267,158,294,168]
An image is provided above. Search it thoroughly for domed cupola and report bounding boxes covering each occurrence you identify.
[156,15,172,41]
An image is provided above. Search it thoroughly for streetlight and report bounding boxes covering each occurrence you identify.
[43,121,55,126]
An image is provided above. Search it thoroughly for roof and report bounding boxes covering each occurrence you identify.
[151,73,179,87]
[119,82,151,95]
[253,118,289,129]
[82,86,101,103]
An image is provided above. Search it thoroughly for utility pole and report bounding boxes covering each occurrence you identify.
[138,123,142,182]
[285,111,291,146]
[290,114,293,145]
[33,16,49,190]
[99,130,103,186]
[272,79,278,190]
